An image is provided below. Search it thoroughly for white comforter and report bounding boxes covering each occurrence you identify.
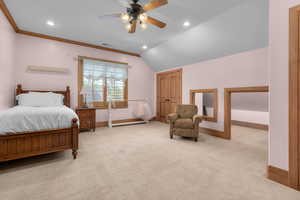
[0,106,79,134]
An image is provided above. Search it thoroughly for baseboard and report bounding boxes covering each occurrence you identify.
[150,116,158,121]
[96,118,143,127]
[199,127,228,140]
[267,165,289,187]
[231,120,268,131]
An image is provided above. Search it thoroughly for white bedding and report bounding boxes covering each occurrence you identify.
[0,106,79,135]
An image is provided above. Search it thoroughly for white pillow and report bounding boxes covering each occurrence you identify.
[30,92,64,104]
[16,92,64,107]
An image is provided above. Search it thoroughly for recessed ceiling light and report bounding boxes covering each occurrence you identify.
[183,21,190,27]
[46,20,55,27]
[142,45,148,50]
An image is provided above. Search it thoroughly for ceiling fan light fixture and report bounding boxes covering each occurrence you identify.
[121,13,130,22]
[98,0,168,34]
[141,22,147,30]
[139,13,148,22]
[125,23,132,30]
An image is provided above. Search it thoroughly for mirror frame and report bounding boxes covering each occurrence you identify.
[189,88,218,122]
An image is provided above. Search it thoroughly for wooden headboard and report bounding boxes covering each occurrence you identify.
[16,84,71,107]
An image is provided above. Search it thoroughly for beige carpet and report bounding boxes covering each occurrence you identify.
[0,122,299,200]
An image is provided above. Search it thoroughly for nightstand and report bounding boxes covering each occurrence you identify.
[76,108,96,132]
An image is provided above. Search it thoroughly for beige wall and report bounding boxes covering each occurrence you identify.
[154,48,268,131]
[15,35,155,122]
[182,48,269,131]
[268,0,300,171]
[0,9,16,110]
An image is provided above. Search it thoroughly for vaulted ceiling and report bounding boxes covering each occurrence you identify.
[142,0,269,71]
[4,0,269,71]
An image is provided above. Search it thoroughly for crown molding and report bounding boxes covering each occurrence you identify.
[0,0,140,57]
[0,0,18,32]
[16,30,140,57]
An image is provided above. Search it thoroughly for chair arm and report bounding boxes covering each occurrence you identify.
[167,113,178,123]
[193,115,202,126]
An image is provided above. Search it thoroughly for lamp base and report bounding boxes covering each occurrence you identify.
[82,103,89,108]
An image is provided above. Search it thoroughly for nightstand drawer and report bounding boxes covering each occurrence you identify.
[77,110,92,118]
[80,120,91,129]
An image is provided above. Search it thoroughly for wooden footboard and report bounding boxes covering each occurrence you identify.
[0,118,79,162]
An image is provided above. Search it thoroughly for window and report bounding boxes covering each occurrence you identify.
[78,56,128,109]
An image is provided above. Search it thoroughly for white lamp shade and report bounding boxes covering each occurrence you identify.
[80,87,92,95]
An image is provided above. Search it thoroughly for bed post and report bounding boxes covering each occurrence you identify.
[15,85,22,106]
[71,118,79,159]
[16,84,22,95]
[66,86,71,107]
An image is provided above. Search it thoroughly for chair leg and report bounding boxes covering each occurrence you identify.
[194,137,198,142]
[72,150,78,159]
[170,126,174,139]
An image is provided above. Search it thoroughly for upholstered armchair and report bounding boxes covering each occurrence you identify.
[168,104,202,142]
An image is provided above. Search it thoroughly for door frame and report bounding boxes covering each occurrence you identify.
[224,86,269,140]
[289,5,300,190]
[156,69,182,122]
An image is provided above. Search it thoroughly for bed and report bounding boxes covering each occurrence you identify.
[0,84,79,162]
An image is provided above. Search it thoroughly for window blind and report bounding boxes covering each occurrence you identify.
[82,59,128,103]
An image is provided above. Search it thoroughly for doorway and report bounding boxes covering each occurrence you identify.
[224,86,269,139]
[156,69,182,122]
[224,86,269,183]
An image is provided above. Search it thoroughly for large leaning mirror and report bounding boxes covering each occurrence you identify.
[190,89,218,122]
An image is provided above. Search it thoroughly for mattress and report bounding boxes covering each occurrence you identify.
[0,106,79,134]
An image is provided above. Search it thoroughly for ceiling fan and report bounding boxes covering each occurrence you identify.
[99,0,168,33]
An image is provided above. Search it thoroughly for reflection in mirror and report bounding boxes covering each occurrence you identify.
[190,89,218,122]
[195,93,214,118]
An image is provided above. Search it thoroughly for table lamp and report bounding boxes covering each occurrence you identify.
[80,86,92,108]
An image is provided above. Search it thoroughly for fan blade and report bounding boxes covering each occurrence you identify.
[143,0,168,12]
[129,20,137,33]
[98,14,122,20]
[145,16,166,28]
[115,0,131,8]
